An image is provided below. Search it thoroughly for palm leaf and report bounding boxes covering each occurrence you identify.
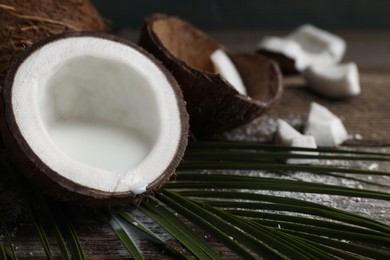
[116,209,187,259]
[28,195,71,259]
[179,161,390,176]
[50,204,85,260]
[107,211,143,260]
[0,239,5,259]
[152,191,269,259]
[188,141,390,158]
[0,153,72,259]
[1,218,17,260]
[140,199,222,259]
[30,214,54,260]
[177,190,390,234]
[0,240,6,260]
[158,184,390,258]
[281,230,390,259]
[156,141,390,258]
[185,149,390,162]
[1,140,390,258]
[169,174,390,202]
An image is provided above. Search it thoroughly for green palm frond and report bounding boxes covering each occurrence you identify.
[116,209,187,259]
[107,211,143,260]
[1,153,82,260]
[50,204,85,260]
[188,141,390,158]
[139,199,221,259]
[0,240,6,260]
[1,141,390,259]
[1,218,16,260]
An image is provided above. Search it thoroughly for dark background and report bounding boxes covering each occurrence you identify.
[91,0,390,30]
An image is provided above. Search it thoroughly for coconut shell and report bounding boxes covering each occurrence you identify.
[139,14,283,136]
[0,32,189,206]
[257,49,299,75]
[0,0,108,85]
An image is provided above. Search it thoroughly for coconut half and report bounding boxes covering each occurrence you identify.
[0,32,189,205]
[139,14,283,136]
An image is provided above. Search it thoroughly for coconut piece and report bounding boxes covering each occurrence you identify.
[288,137,318,165]
[256,37,303,74]
[210,49,247,95]
[0,0,107,84]
[0,32,189,206]
[275,119,318,164]
[287,24,346,63]
[139,14,283,136]
[257,24,346,73]
[303,62,361,98]
[304,102,348,147]
[274,119,301,145]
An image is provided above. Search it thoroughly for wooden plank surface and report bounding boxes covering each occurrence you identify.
[1,30,390,259]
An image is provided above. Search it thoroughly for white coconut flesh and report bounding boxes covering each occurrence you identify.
[10,36,182,194]
[303,62,361,98]
[210,49,247,95]
[274,119,301,145]
[287,25,346,64]
[257,24,346,71]
[304,102,349,147]
[275,119,318,164]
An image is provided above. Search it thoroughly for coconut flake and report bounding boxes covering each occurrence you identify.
[257,24,346,71]
[304,102,348,147]
[275,119,318,164]
[210,49,247,95]
[303,62,361,98]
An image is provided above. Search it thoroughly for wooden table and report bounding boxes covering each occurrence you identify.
[1,30,389,259]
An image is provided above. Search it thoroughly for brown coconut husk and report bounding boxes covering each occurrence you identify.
[139,14,283,136]
[0,0,108,84]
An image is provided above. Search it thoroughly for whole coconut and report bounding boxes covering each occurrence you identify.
[0,0,108,83]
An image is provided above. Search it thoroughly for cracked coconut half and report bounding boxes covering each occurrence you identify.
[139,14,283,136]
[0,32,189,206]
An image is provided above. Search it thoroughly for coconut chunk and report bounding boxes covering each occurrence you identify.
[275,119,318,164]
[257,36,306,71]
[287,24,346,64]
[210,49,247,95]
[257,24,346,72]
[303,62,361,98]
[288,136,318,164]
[304,102,348,147]
[274,119,302,145]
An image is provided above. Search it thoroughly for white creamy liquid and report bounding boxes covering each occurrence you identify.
[48,120,151,173]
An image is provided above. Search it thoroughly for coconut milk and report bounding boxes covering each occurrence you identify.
[48,120,151,173]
